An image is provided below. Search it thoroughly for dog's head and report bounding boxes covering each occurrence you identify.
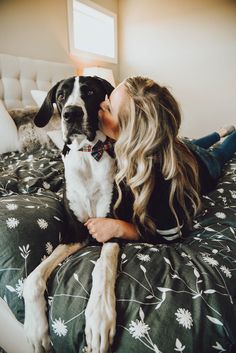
[34,76,114,142]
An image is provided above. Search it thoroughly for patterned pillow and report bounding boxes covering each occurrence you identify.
[9,107,61,152]
[0,191,65,323]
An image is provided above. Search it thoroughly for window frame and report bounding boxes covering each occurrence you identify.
[67,0,118,64]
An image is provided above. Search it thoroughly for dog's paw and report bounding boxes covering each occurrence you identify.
[85,290,116,353]
[23,276,52,353]
[85,243,119,353]
[24,298,52,353]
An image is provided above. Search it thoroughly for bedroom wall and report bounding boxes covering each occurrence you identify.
[118,0,236,137]
[1,0,236,137]
[0,0,118,80]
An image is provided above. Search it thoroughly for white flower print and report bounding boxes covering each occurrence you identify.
[212,341,226,352]
[52,318,68,337]
[202,255,219,267]
[46,242,53,255]
[43,181,50,189]
[174,338,186,352]
[215,212,226,219]
[48,296,53,306]
[221,197,227,206]
[129,319,150,339]
[220,265,232,278]
[6,278,24,299]
[217,188,224,194]
[137,254,151,262]
[6,217,19,229]
[6,203,18,210]
[193,222,201,229]
[37,218,48,230]
[230,190,236,199]
[181,252,191,260]
[26,154,33,162]
[154,346,162,353]
[175,308,193,329]
[121,253,126,260]
[143,243,154,248]
[19,244,30,259]
[15,278,24,298]
[41,255,48,262]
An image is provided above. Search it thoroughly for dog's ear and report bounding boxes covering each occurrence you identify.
[94,76,114,97]
[34,81,61,127]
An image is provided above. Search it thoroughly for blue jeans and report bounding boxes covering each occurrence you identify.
[193,131,236,169]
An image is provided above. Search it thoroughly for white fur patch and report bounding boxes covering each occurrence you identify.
[65,77,85,107]
[64,131,115,223]
[23,243,84,353]
[61,76,88,140]
[85,243,120,353]
[23,271,51,352]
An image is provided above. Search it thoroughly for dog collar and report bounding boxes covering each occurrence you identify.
[80,137,115,161]
[62,137,115,161]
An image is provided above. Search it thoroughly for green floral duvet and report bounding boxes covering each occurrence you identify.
[0,148,235,353]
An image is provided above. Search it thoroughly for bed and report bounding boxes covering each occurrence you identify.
[0,53,236,353]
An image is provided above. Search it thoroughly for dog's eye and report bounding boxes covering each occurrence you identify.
[87,90,94,96]
[57,93,65,101]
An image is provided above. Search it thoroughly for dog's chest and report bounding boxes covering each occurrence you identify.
[64,149,115,223]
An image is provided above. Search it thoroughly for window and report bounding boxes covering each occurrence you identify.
[67,0,117,63]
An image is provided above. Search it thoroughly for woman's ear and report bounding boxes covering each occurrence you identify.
[34,81,62,127]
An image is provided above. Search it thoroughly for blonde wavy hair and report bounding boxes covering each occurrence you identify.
[114,76,201,234]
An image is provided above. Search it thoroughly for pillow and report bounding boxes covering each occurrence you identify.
[47,130,64,150]
[0,192,64,323]
[31,89,59,113]
[31,90,47,107]
[9,107,61,152]
[0,101,19,154]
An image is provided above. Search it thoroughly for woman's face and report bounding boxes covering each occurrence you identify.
[98,82,126,140]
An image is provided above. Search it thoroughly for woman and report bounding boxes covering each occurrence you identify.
[85,76,236,244]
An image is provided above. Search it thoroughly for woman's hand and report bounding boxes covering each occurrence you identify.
[84,218,139,243]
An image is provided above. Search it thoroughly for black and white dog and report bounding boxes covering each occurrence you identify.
[23,76,120,353]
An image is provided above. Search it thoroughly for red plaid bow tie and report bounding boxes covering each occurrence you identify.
[79,138,115,161]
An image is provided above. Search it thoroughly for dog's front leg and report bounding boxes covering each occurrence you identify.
[23,243,84,353]
[85,242,120,353]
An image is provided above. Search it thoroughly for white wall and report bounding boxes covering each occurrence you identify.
[118,0,236,137]
[1,0,236,137]
[0,0,119,80]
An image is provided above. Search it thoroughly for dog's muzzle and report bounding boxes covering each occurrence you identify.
[62,105,96,142]
[63,105,84,123]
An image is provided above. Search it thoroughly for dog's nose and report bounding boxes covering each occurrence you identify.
[63,106,84,122]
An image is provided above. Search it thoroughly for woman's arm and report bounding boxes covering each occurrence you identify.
[84,218,140,243]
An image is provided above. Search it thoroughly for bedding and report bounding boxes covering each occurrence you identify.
[0,141,235,353]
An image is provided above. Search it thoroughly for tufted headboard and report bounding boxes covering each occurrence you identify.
[0,53,75,110]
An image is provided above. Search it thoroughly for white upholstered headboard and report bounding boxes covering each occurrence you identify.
[0,53,75,110]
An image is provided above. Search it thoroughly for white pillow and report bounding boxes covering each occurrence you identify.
[31,90,47,107]
[47,130,64,150]
[0,100,19,154]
